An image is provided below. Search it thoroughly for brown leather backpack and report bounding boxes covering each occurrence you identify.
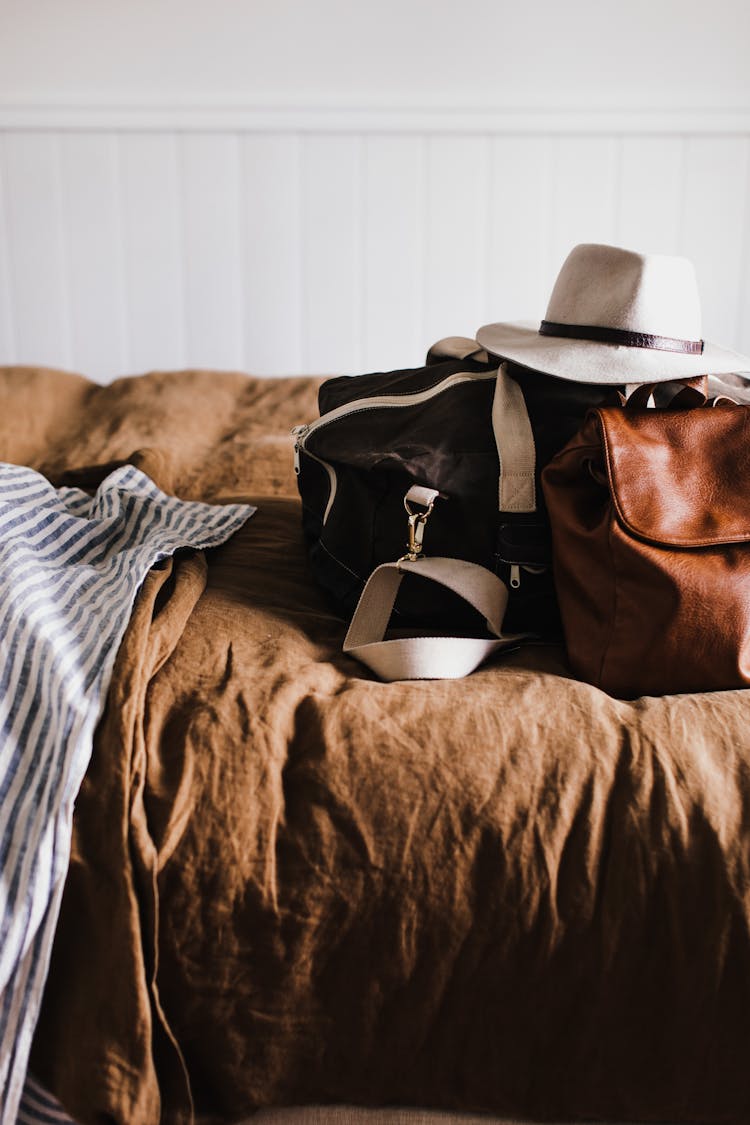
[542,401,750,698]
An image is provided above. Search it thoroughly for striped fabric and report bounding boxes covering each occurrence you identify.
[16,1075,77,1125]
[0,462,254,1125]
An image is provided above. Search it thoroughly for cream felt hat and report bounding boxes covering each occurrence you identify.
[476,242,750,384]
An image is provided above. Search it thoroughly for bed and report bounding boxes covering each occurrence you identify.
[2,364,750,1125]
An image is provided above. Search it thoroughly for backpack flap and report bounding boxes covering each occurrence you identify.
[598,406,750,547]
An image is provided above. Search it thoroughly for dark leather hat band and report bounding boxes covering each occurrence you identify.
[539,320,704,355]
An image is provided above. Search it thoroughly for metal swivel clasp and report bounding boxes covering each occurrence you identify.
[399,485,440,562]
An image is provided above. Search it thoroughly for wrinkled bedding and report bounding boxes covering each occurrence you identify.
[1,366,750,1125]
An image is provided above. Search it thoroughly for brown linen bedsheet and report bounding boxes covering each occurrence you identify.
[1,367,749,1125]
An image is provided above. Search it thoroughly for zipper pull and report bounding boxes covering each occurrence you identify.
[509,563,521,589]
[291,424,309,476]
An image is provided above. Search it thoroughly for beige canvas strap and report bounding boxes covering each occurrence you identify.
[425,336,490,363]
[343,556,527,681]
[425,343,537,514]
[493,363,537,513]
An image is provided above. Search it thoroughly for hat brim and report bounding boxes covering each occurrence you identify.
[476,321,750,384]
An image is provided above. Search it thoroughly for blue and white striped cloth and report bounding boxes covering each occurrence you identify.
[16,1075,77,1125]
[0,462,255,1125]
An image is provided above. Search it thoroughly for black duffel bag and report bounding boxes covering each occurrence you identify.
[293,337,620,669]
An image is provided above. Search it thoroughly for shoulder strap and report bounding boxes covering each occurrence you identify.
[343,556,528,681]
[623,375,709,409]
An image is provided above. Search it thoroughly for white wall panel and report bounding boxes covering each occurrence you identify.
[1,115,749,380]
[681,137,750,352]
[59,133,126,381]
[301,134,363,374]
[180,133,243,371]
[617,137,684,256]
[363,135,425,371]
[1,133,71,370]
[488,136,555,326]
[549,137,619,272]
[118,133,185,374]
[423,136,491,346]
[738,181,750,358]
[240,134,303,375]
[0,141,15,364]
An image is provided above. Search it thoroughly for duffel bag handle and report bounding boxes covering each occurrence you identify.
[426,349,537,513]
[343,556,528,681]
[425,336,490,364]
[493,362,537,513]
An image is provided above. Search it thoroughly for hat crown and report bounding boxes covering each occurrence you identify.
[545,243,703,342]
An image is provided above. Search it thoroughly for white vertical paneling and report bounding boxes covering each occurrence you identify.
[0,138,15,363]
[0,119,749,379]
[681,137,750,351]
[240,134,302,375]
[362,135,424,372]
[488,136,555,326]
[423,135,491,345]
[301,134,363,374]
[738,159,750,360]
[59,133,127,382]
[2,133,71,370]
[119,133,185,373]
[180,133,243,371]
[618,137,683,255]
[549,136,619,271]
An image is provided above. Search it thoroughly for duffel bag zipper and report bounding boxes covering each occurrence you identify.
[292,368,497,524]
[291,423,312,473]
[507,562,548,589]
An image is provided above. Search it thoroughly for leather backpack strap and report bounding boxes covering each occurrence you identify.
[623,375,709,409]
[343,556,528,681]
